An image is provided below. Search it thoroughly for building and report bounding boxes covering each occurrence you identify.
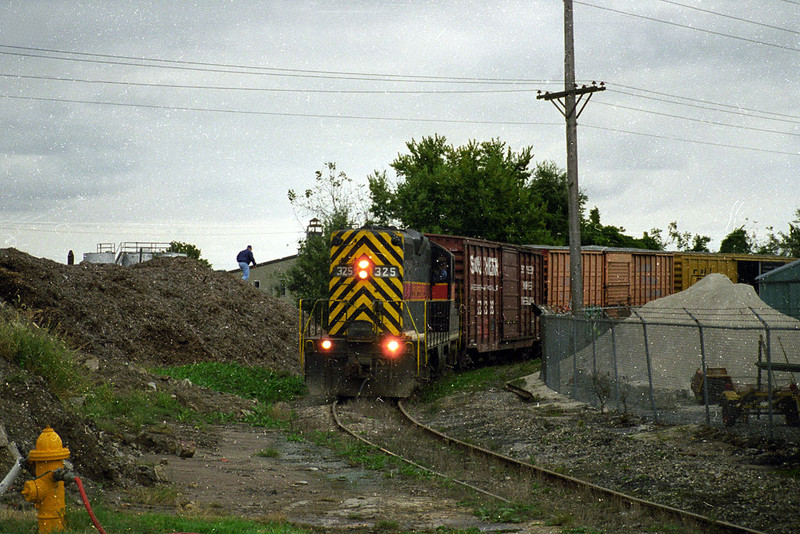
[232,254,298,302]
[756,259,800,320]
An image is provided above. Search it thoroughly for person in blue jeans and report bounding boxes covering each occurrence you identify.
[236,245,256,280]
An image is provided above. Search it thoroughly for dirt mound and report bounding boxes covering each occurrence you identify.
[0,248,301,488]
[0,248,299,372]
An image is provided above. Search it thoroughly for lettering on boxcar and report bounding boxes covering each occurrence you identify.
[469,255,499,276]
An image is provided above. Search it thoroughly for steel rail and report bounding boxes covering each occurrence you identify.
[330,400,510,503]
[398,397,766,534]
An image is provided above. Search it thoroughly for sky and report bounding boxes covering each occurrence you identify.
[1,1,798,270]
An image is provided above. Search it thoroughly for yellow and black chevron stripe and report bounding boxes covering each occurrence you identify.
[329,229,404,336]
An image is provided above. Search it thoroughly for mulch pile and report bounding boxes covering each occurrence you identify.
[0,248,301,486]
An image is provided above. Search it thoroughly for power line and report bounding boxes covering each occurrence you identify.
[0,44,548,86]
[0,72,542,95]
[1,43,793,125]
[594,100,800,138]
[574,1,800,53]
[4,90,796,157]
[608,86,800,124]
[582,123,798,156]
[655,0,800,36]
[0,93,561,127]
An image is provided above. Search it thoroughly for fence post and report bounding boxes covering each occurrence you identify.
[571,318,579,398]
[611,319,620,413]
[631,310,659,424]
[684,309,711,426]
[750,308,775,439]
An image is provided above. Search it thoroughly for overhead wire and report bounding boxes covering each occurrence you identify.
[0,0,797,157]
[0,44,547,85]
[654,0,800,35]
[573,1,800,53]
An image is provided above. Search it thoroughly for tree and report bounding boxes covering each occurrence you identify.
[167,241,211,268]
[369,136,567,244]
[779,210,800,257]
[284,216,348,304]
[645,222,710,252]
[286,163,370,303]
[581,207,661,250]
[719,227,752,254]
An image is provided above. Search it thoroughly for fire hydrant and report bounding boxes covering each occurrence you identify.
[21,426,70,533]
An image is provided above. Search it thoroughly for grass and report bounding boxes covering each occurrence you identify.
[0,304,87,399]
[82,383,203,434]
[155,361,306,404]
[0,505,312,533]
[80,361,306,435]
[420,358,540,403]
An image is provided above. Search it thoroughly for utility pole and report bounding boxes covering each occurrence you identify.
[537,0,604,315]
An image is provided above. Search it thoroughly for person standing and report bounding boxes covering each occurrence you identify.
[236,245,256,281]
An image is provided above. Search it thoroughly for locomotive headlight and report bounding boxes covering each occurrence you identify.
[319,338,333,351]
[383,337,402,357]
[355,256,372,280]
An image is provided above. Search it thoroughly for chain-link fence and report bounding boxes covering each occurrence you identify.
[541,306,800,439]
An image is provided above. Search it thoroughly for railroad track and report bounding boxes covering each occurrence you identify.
[331,397,766,534]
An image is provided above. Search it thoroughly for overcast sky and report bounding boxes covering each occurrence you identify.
[1,1,798,270]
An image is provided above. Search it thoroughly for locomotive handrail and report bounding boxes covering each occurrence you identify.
[300,297,456,376]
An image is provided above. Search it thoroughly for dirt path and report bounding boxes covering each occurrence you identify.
[134,417,554,533]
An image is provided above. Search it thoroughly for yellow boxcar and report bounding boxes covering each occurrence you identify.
[673,252,795,293]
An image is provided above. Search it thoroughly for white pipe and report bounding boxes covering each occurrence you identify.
[0,442,24,496]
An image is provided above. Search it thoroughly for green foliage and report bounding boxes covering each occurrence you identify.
[643,221,710,252]
[285,228,332,304]
[719,227,752,254]
[0,305,86,399]
[474,502,543,523]
[369,136,561,244]
[759,209,800,256]
[167,240,211,268]
[420,360,540,403]
[0,504,310,533]
[82,384,200,434]
[156,362,305,404]
[287,162,372,303]
[581,207,661,250]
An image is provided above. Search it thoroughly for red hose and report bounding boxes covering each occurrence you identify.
[73,475,200,534]
[74,476,108,534]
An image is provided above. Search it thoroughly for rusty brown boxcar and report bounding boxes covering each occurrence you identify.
[530,246,673,311]
[427,235,545,356]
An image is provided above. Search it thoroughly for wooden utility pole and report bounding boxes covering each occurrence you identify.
[537,0,604,315]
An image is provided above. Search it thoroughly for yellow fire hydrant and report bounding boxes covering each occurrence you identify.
[21,426,70,533]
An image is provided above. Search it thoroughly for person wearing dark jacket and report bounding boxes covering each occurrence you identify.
[236,245,256,280]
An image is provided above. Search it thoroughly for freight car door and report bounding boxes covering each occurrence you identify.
[501,247,520,340]
[605,253,632,307]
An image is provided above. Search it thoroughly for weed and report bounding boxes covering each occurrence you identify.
[256,447,281,458]
[374,519,400,531]
[126,485,183,507]
[82,384,200,434]
[0,305,87,398]
[420,360,540,402]
[155,361,306,404]
[474,502,543,523]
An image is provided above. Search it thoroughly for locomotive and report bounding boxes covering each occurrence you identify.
[300,226,545,398]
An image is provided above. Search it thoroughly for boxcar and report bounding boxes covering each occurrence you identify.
[673,252,795,293]
[529,246,673,311]
[427,235,545,357]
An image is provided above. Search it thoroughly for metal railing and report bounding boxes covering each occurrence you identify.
[299,299,458,372]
